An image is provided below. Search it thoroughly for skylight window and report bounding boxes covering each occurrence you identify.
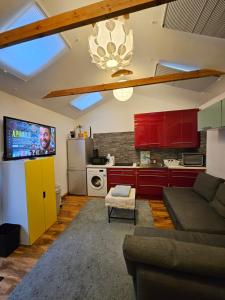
[0,3,69,81]
[71,93,103,111]
[160,61,199,72]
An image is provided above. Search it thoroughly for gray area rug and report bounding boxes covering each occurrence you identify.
[9,199,153,300]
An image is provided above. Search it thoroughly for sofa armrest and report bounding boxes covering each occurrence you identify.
[123,235,225,279]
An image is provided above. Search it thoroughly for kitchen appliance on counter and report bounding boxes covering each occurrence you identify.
[107,154,115,166]
[182,153,204,167]
[67,138,93,195]
[163,159,180,167]
[91,156,107,165]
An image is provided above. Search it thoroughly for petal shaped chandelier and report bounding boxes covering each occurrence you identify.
[88,17,133,71]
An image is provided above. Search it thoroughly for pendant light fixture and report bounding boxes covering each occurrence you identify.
[113,78,133,102]
[88,17,133,71]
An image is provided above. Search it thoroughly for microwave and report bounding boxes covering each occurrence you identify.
[182,153,204,167]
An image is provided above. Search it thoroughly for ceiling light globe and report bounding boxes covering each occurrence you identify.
[113,86,133,102]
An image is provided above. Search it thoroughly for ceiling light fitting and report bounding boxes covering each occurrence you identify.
[113,78,133,102]
[88,17,133,71]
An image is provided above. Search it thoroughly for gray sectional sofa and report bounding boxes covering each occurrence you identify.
[163,172,225,234]
[123,173,225,300]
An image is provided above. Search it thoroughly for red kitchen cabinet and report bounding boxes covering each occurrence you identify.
[107,168,137,191]
[181,109,199,148]
[164,110,182,147]
[134,112,165,148]
[168,168,205,187]
[136,168,168,199]
[134,109,199,149]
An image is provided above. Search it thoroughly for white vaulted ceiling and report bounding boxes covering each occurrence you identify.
[0,0,225,119]
[164,0,225,39]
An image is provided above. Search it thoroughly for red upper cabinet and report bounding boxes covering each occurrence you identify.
[134,114,151,148]
[180,109,199,148]
[164,110,182,148]
[135,109,199,149]
[135,112,165,148]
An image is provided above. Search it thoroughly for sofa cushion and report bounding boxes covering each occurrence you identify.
[211,183,225,218]
[193,173,224,202]
[163,187,225,234]
[134,227,225,248]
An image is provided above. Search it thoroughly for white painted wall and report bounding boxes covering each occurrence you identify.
[75,85,200,133]
[206,129,225,179]
[0,91,74,215]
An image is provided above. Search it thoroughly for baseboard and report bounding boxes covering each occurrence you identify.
[62,193,68,199]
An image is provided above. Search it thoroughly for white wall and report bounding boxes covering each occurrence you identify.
[0,91,74,199]
[75,86,199,133]
[206,129,225,179]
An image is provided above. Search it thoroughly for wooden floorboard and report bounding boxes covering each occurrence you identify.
[0,196,173,299]
[149,200,174,229]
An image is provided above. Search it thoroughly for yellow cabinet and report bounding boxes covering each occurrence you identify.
[2,157,57,245]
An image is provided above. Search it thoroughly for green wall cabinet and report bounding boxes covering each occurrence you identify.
[198,101,222,131]
[222,99,225,127]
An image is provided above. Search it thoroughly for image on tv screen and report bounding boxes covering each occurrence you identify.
[4,117,56,160]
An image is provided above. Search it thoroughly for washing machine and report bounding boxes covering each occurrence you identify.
[87,167,107,197]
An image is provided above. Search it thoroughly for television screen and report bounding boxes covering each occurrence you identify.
[3,116,56,160]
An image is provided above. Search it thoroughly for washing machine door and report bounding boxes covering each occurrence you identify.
[90,174,104,190]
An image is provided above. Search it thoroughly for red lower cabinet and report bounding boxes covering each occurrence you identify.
[136,169,168,199]
[107,168,137,190]
[107,167,206,199]
[168,169,205,187]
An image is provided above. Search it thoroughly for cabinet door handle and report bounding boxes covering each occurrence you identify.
[43,191,46,199]
[139,175,166,178]
[139,184,164,188]
[170,141,192,144]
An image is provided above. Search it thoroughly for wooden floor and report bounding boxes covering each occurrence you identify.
[0,196,173,299]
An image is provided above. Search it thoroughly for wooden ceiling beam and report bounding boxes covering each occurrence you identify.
[43,69,225,99]
[0,0,176,49]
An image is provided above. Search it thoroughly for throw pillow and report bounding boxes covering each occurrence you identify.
[193,173,224,202]
[211,183,225,218]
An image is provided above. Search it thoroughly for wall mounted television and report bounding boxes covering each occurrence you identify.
[3,116,56,161]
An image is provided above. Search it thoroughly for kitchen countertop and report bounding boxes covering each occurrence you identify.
[87,163,206,170]
[167,165,206,170]
[86,164,110,168]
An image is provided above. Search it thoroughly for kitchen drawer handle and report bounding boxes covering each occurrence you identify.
[119,174,135,177]
[139,184,164,188]
[170,141,193,144]
[139,175,167,178]
[109,171,135,174]
[138,170,167,173]
[171,176,196,179]
[109,175,135,178]
[109,173,135,176]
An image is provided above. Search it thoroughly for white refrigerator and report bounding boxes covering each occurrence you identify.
[67,138,93,195]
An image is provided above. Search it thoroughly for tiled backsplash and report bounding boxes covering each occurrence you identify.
[93,131,206,164]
